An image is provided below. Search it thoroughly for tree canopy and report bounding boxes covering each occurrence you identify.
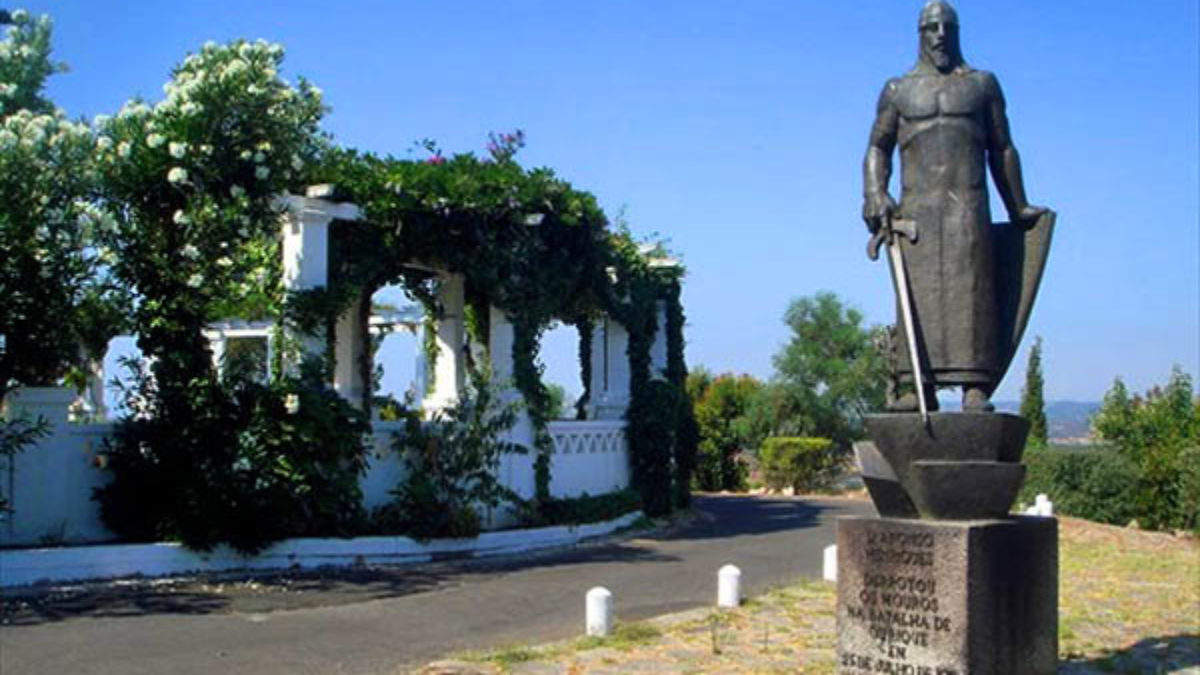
[765,292,887,451]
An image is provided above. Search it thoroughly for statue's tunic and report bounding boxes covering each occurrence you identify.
[873,66,1004,385]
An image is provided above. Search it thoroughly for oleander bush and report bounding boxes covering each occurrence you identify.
[96,361,369,553]
[0,11,128,392]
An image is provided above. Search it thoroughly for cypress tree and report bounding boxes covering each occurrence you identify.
[1020,336,1049,447]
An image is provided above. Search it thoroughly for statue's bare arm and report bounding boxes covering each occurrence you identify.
[863,80,900,233]
[984,73,1046,226]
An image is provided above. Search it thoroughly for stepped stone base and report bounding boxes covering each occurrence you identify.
[836,516,1058,675]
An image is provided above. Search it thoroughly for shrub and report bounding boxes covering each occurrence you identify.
[1174,446,1200,532]
[626,380,679,517]
[535,488,642,527]
[759,437,835,493]
[1092,368,1199,531]
[689,372,760,492]
[96,365,369,553]
[1018,446,1141,526]
[377,370,524,541]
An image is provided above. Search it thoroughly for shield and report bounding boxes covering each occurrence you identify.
[987,209,1056,394]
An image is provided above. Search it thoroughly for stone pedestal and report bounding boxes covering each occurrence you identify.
[836,516,1057,675]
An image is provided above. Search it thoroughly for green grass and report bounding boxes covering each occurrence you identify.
[486,646,538,669]
[573,621,663,651]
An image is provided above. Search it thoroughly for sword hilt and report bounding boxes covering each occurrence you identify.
[866,218,918,261]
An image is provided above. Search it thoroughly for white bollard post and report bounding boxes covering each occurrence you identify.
[586,586,613,637]
[717,564,741,608]
[823,544,838,582]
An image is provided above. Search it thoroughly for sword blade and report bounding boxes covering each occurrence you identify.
[887,238,929,423]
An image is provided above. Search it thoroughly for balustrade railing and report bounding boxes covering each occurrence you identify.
[547,419,627,456]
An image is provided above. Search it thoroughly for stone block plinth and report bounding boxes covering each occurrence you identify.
[836,516,1057,675]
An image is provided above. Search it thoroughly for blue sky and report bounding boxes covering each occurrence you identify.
[26,0,1199,402]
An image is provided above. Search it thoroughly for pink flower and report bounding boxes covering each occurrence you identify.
[426,155,445,165]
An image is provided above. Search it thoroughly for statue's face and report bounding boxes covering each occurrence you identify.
[920,17,959,72]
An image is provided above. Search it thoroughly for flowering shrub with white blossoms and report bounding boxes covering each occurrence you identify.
[92,37,362,554]
[96,38,325,371]
[0,9,60,118]
[0,10,124,391]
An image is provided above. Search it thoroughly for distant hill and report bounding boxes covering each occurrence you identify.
[939,399,1101,441]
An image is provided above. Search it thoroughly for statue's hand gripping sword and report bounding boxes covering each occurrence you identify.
[867,216,929,423]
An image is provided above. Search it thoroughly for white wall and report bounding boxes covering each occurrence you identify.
[547,420,630,497]
[2,423,114,547]
[1,403,630,548]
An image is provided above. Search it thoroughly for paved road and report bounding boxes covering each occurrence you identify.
[0,495,873,674]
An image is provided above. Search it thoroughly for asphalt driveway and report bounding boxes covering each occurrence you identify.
[0,494,874,674]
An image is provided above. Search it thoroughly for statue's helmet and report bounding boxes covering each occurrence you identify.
[918,1,959,29]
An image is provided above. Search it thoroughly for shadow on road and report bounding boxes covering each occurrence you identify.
[1,494,865,628]
[659,494,873,542]
[1,538,679,627]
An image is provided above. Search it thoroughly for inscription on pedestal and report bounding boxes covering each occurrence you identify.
[837,520,968,675]
[836,516,1058,675]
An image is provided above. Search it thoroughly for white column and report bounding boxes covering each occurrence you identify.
[488,305,536,500]
[208,332,227,373]
[422,273,466,413]
[649,299,669,381]
[280,193,361,372]
[584,319,605,419]
[414,321,429,402]
[333,296,367,408]
[74,354,107,422]
[592,317,630,420]
[489,305,516,387]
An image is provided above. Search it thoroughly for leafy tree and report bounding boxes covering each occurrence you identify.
[1020,336,1048,447]
[767,292,887,452]
[688,370,762,491]
[1092,367,1199,531]
[0,10,126,394]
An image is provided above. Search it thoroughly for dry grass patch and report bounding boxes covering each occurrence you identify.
[424,517,1198,674]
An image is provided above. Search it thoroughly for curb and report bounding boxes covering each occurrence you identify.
[0,511,644,589]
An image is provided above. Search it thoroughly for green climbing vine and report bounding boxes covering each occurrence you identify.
[665,279,698,509]
[276,133,688,517]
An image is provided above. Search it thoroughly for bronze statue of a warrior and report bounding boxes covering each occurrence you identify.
[862,0,1053,413]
